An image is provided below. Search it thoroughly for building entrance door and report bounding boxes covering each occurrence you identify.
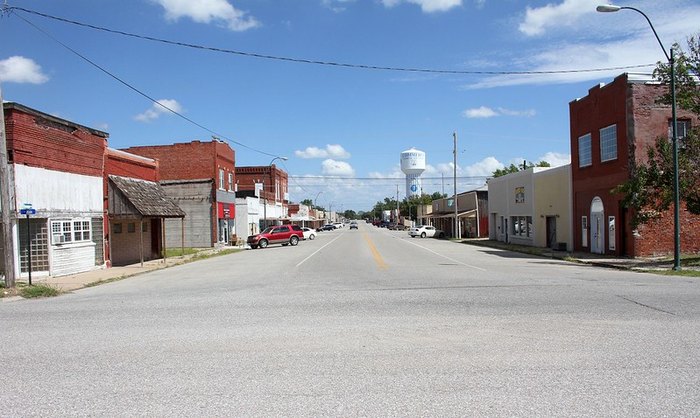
[590,197,605,254]
[546,216,557,248]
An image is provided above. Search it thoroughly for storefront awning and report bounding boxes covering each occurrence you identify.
[109,175,185,218]
[432,209,477,219]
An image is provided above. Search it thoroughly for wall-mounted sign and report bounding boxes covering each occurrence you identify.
[515,187,525,204]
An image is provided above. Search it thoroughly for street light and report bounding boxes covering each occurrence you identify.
[314,191,323,226]
[597,4,681,270]
[263,156,288,231]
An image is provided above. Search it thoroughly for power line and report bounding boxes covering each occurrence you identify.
[7,6,656,76]
[7,8,281,159]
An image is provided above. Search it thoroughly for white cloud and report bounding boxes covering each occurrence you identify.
[134,99,183,122]
[0,56,49,84]
[321,0,356,12]
[538,152,571,167]
[380,0,462,13]
[152,0,259,31]
[295,144,351,159]
[519,0,597,37]
[463,106,536,118]
[322,159,356,176]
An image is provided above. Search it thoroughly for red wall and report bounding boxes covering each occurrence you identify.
[123,140,235,189]
[5,104,107,177]
[570,74,700,257]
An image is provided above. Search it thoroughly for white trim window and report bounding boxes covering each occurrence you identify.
[219,169,225,190]
[578,133,592,167]
[228,172,234,191]
[51,219,92,244]
[600,124,617,162]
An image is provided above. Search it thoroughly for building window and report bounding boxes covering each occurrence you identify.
[219,169,225,190]
[51,219,92,244]
[127,223,136,233]
[581,216,588,247]
[228,172,233,191]
[142,222,148,232]
[578,133,592,167]
[600,124,617,162]
[669,119,692,143]
[510,216,532,238]
[113,223,122,234]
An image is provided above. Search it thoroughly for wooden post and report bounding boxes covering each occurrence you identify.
[0,87,17,287]
[139,219,144,267]
[161,218,166,263]
[181,217,185,257]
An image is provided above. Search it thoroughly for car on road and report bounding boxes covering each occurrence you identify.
[248,225,303,249]
[408,225,444,238]
[350,221,358,230]
[320,224,337,231]
[333,222,343,229]
[301,227,316,240]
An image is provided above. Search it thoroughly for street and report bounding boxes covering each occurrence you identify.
[3,223,700,416]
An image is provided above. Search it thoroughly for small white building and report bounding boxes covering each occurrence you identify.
[235,197,260,242]
[488,165,572,251]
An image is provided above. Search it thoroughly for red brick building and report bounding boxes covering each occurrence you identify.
[123,140,236,247]
[2,102,107,277]
[570,74,700,256]
[236,165,289,229]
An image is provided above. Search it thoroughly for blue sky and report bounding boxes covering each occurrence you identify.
[1,0,699,211]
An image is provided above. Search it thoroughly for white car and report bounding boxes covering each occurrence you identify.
[301,227,316,240]
[333,222,343,229]
[408,225,440,238]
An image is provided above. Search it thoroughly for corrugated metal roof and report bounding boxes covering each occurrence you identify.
[109,175,185,218]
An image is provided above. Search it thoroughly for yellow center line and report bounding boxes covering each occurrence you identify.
[363,233,388,270]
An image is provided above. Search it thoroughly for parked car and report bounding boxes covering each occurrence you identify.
[301,227,316,240]
[409,225,443,238]
[333,222,343,229]
[350,221,358,230]
[320,224,336,231]
[248,225,303,249]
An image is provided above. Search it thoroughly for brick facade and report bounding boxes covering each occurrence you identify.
[570,74,700,257]
[235,165,289,203]
[123,140,236,246]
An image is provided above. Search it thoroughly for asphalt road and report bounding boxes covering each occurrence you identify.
[3,223,700,416]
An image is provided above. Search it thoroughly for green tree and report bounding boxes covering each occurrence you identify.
[491,161,551,177]
[615,34,700,227]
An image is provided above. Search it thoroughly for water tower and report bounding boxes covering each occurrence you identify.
[400,148,426,198]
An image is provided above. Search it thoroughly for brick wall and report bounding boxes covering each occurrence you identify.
[4,103,107,177]
[236,165,289,202]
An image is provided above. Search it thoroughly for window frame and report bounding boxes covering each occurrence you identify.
[51,218,92,245]
[599,124,618,162]
[578,133,592,167]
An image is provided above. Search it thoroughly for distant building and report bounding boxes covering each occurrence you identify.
[488,165,572,251]
[123,140,236,247]
[430,187,489,239]
[235,165,289,229]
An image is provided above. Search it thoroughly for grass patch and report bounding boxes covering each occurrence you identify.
[84,275,129,288]
[19,284,61,298]
[653,269,700,277]
[163,247,201,257]
[190,248,240,260]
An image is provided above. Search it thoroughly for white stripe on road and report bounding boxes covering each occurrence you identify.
[401,237,487,272]
[295,233,345,268]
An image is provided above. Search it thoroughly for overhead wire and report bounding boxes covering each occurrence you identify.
[6,5,656,76]
[5,7,282,159]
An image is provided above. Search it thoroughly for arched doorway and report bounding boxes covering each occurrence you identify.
[590,197,605,254]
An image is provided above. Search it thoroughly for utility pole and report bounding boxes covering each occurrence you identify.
[453,132,459,239]
[396,184,399,222]
[0,86,17,287]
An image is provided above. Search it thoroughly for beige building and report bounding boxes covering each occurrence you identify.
[488,165,572,251]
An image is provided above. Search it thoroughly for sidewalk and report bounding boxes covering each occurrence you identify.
[460,238,696,272]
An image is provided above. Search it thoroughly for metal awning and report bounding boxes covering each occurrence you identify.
[432,209,477,219]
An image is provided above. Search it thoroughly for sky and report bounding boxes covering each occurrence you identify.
[1,0,699,212]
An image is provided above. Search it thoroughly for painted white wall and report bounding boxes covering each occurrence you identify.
[14,165,102,213]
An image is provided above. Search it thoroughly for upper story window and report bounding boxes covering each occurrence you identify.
[578,133,592,167]
[600,124,617,162]
[669,119,691,141]
[228,172,233,191]
[219,169,225,190]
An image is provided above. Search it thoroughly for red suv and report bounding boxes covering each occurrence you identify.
[248,225,303,249]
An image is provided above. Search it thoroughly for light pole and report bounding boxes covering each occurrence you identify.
[263,156,287,231]
[453,132,459,239]
[597,4,681,270]
[314,191,323,226]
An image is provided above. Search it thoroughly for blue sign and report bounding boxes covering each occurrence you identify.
[20,208,36,215]
[410,184,418,192]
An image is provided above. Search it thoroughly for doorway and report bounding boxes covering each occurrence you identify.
[546,216,557,249]
[590,197,605,254]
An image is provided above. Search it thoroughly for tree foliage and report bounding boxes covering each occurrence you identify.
[615,34,700,228]
[491,161,551,178]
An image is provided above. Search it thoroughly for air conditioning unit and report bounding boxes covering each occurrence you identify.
[53,234,65,244]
